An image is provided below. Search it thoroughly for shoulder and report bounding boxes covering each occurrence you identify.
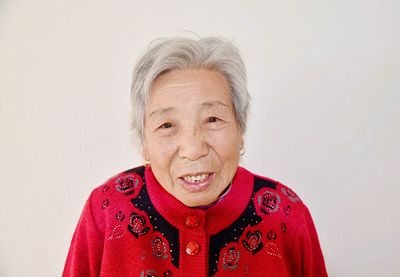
[247,170,308,234]
[90,165,146,201]
[85,166,147,229]
[242,170,327,276]
[251,171,304,207]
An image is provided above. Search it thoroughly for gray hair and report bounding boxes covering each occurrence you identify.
[130,36,250,143]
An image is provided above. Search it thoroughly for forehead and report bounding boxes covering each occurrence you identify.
[147,69,232,114]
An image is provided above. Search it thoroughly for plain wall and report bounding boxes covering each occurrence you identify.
[1,0,399,276]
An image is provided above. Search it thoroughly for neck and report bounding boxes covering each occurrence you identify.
[192,183,232,209]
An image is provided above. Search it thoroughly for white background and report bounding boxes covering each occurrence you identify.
[1,0,399,276]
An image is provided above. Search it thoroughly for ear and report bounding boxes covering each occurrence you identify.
[239,132,245,150]
[142,139,151,162]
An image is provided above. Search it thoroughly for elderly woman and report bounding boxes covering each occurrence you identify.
[63,37,327,276]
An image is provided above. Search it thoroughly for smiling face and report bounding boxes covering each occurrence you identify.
[143,69,244,207]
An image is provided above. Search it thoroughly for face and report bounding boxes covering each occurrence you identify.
[143,69,244,207]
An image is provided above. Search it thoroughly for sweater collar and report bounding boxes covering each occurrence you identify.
[145,165,254,235]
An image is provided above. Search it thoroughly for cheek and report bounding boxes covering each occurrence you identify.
[144,136,177,166]
[209,129,242,151]
[209,137,241,166]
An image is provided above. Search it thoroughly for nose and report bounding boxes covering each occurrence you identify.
[178,125,209,161]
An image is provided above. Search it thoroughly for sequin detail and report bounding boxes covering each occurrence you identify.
[267,230,277,241]
[265,242,281,258]
[256,189,281,215]
[281,187,301,203]
[101,199,109,209]
[284,205,291,216]
[108,224,126,240]
[242,230,263,255]
[164,270,172,277]
[281,222,287,233]
[115,211,125,221]
[115,173,142,195]
[222,246,240,271]
[151,236,168,259]
[140,269,157,277]
[102,185,110,193]
[139,269,172,277]
[128,212,150,238]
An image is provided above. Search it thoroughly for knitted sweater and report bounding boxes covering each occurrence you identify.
[63,165,327,277]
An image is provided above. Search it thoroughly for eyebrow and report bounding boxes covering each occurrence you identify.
[149,107,175,118]
[148,100,230,118]
[201,100,230,109]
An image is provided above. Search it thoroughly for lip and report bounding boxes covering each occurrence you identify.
[177,172,215,193]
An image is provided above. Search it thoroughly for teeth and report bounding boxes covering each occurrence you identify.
[183,174,209,183]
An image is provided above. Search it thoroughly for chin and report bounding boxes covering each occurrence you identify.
[180,192,216,207]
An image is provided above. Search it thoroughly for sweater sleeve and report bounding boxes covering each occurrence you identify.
[62,190,105,277]
[290,205,328,277]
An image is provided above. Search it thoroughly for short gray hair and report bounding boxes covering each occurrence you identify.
[130,36,250,143]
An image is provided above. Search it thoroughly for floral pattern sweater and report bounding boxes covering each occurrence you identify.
[63,165,328,277]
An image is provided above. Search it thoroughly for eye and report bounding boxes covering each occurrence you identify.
[159,122,172,129]
[207,116,219,123]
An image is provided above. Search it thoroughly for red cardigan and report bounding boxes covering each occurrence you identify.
[63,166,327,276]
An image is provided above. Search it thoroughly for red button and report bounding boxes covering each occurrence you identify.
[186,241,200,255]
[185,215,200,228]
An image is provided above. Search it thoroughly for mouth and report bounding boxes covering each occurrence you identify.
[178,172,215,192]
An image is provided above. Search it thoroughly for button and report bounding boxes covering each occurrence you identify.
[185,215,200,228]
[186,241,200,255]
